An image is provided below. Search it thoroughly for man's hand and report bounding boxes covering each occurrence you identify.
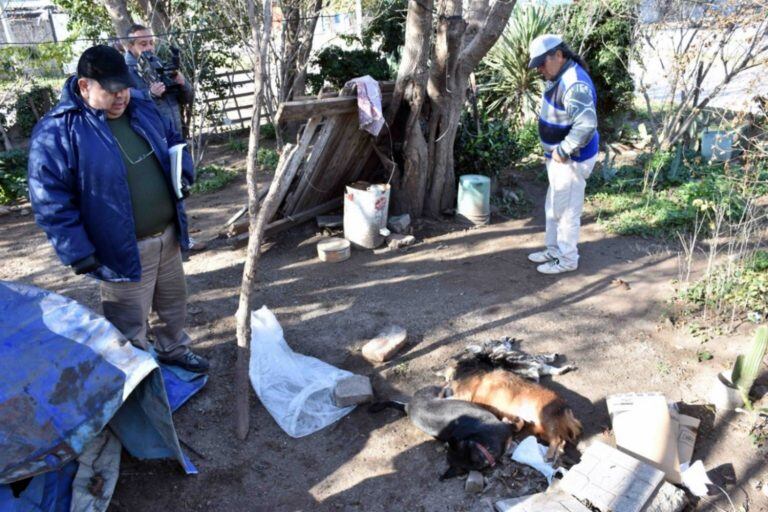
[149,82,166,97]
[173,71,186,86]
[552,150,568,163]
[71,254,99,275]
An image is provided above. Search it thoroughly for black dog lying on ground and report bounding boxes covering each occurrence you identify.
[369,386,519,479]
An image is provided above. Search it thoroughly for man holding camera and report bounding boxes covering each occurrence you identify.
[124,24,193,136]
[28,45,209,373]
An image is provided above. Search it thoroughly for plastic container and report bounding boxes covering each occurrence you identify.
[701,130,734,162]
[456,174,491,226]
[317,237,351,262]
[343,183,391,249]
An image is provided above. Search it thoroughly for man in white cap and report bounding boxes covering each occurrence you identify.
[526,34,599,274]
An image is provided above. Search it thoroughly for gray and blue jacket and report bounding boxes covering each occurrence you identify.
[538,60,599,162]
[125,51,194,136]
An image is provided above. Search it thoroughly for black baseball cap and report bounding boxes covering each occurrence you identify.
[77,45,134,92]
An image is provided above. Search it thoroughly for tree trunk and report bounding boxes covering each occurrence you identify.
[98,0,134,41]
[386,0,433,216]
[391,0,516,217]
[135,0,171,36]
[235,0,272,441]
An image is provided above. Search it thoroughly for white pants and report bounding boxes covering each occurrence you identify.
[544,155,597,268]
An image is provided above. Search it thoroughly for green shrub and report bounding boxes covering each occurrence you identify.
[480,4,553,127]
[682,250,768,319]
[512,121,540,160]
[307,46,391,93]
[15,85,55,137]
[257,148,279,169]
[190,165,239,194]
[260,123,276,140]
[0,149,29,204]
[454,112,516,178]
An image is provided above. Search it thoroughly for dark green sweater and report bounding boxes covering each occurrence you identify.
[107,115,175,238]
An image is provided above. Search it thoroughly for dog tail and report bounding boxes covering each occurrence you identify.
[368,400,406,414]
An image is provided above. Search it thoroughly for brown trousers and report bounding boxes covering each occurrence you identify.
[100,224,190,358]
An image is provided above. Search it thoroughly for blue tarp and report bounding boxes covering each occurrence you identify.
[0,281,206,511]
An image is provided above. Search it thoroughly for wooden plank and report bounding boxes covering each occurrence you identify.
[292,113,375,213]
[282,116,341,215]
[276,92,393,124]
[226,117,322,237]
[228,197,343,249]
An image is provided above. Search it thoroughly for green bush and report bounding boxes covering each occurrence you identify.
[257,148,279,169]
[307,45,391,93]
[190,165,238,194]
[260,123,276,140]
[480,4,553,127]
[15,85,55,137]
[512,121,541,160]
[454,112,516,178]
[0,149,29,204]
[682,250,768,319]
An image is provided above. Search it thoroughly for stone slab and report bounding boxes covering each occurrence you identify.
[495,490,591,512]
[332,375,373,407]
[560,442,664,512]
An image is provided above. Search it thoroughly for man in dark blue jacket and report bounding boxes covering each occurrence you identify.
[28,45,209,373]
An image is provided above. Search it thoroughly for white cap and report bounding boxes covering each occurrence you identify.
[528,34,563,69]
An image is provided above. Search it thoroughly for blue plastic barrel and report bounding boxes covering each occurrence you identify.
[456,174,491,225]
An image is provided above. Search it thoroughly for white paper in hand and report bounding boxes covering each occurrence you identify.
[168,143,187,199]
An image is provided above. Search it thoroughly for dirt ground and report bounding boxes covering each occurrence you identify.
[2,156,766,511]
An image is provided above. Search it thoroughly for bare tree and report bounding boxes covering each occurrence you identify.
[387,0,517,217]
[234,0,273,440]
[633,0,768,150]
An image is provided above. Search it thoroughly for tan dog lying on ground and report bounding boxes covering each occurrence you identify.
[448,365,582,460]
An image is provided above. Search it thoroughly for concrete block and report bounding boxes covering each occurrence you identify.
[465,471,484,494]
[644,481,688,512]
[560,442,664,512]
[332,375,373,407]
[387,233,416,249]
[495,490,591,512]
[387,214,411,234]
[362,325,407,363]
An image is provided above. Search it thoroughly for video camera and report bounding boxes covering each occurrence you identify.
[136,47,182,96]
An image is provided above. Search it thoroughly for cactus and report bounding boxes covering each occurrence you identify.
[732,326,768,410]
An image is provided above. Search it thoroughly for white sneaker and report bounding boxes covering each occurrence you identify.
[528,250,558,263]
[536,259,577,274]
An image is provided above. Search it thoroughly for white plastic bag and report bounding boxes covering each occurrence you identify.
[248,306,355,438]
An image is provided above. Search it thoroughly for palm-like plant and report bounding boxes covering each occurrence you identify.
[480,4,553,127]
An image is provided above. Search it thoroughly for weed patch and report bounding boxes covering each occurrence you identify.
[191,165,240,195]
[681,250,768,321]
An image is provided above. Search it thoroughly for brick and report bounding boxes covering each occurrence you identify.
[465,471,484,494]
[495,491,591,512]
[361,325,407,363]
[332,375,373,407]
[560,442,664,512]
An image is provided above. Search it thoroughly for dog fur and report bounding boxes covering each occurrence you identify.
[449,363,581,459]
[369,385,519,479]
